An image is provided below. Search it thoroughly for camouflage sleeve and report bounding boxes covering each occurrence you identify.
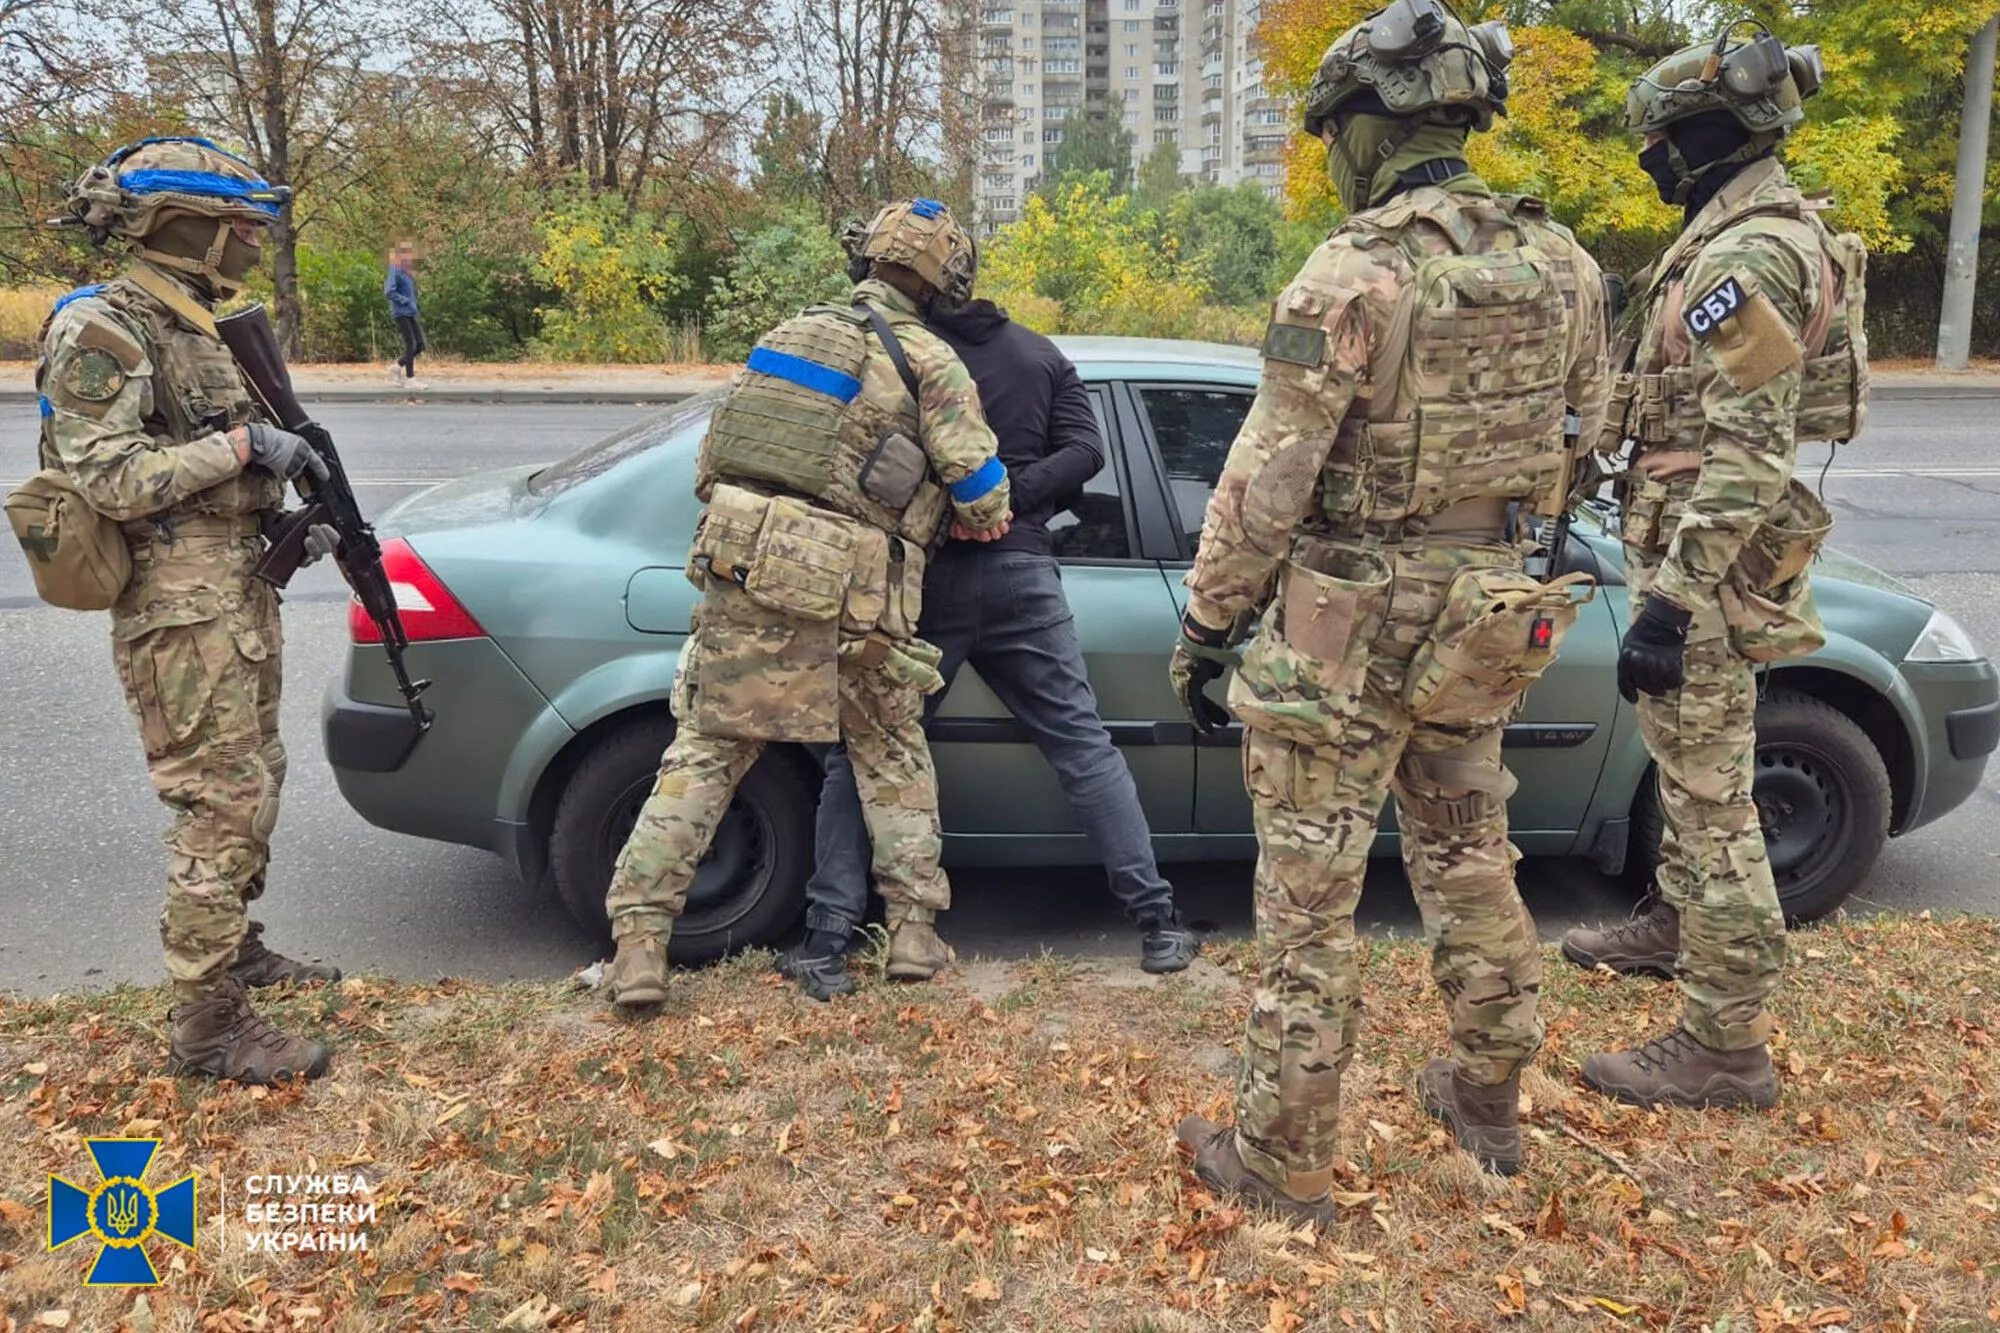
[1182,269,1370,630]
[1651,229,1813,609]
[903,326,1010,531]
[40,302,241,522]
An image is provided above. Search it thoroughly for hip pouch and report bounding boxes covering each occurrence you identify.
[1733,478,1832,593]
[1719,570,1825,664]
[6,468,132,611]
[687,482,770,588]
[742,494,860,622]
[1229,545,1392,747]
[1403,567,1595,730]
[842,524,890,634]
[877,539,928,640]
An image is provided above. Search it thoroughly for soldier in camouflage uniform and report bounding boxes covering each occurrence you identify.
[1169,0,1610,1207]
[1561,30,1866,1110]
[35,138,344,1085]
[602,199,1011,1009]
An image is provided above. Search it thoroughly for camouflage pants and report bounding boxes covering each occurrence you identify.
[604,632,950,945]
[1628,559,1785,1050]
[109,533,284,1002]
[1229,543,1543,1199]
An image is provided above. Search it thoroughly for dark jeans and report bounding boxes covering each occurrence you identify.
[395,315,425,375]
[806,548,1175,938]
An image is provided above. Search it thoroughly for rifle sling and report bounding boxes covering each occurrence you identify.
[858,303,922,403]
[128,263,219,339]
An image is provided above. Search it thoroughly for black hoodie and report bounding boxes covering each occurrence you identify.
[926,300,1106,556]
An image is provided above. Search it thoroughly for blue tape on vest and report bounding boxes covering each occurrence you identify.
[746,347,861,403]
[50,284,107,318]
[39,395,53,418]
[949,455,1007,504]
[910,198,945,219]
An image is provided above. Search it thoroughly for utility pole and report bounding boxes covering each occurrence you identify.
[1938,13,1997,369]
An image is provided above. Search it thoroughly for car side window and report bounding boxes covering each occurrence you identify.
[1136,386,1255,556]
[1047,388,1135,561]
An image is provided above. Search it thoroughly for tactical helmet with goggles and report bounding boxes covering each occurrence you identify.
[1626,23,1823,140]
[61,136,290,299]
[845,198,978,304]
[1302,0,1513,139]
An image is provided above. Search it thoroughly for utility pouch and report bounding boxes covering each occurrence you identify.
[741,494,859,622]
[878,539,928,640]
[1403,566,1595,730]
[6,468,132,611]
[859,430,930,511]
[1228,545,1392,747]
[1734,478,1832,593]
[688,482,769,589]
[843,524,891,634]
[1719,570,1825,664]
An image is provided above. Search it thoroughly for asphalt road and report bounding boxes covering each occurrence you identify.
[2,399,1996,996]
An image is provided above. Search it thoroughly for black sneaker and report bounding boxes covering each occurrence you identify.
[1139,913,1199,974]
[778,930,858,1002]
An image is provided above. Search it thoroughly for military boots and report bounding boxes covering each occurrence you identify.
[1417,1058,1523,1176]
[606,931,670,1011]
[1174,1116,1336,1226]
[168,979,332,1085]
[229,920,342,987]
[1581,1025,1778,1109]
[885,907,954,982]
[1560,899,1679,977]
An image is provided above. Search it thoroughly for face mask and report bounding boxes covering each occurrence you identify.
[1638,139,1683,205]
[218,229,262,286]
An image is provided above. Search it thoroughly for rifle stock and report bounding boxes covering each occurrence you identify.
[216,304,433,735]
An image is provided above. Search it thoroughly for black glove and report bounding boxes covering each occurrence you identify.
[244,422,329,483]
[1617,593,1693,703]
[1170,612,1237,736]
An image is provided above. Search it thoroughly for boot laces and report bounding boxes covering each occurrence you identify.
[1631,1026,1701,1074]
[1605,901,1668,944]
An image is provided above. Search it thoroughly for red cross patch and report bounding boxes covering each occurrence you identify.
[1530,615,1554,650]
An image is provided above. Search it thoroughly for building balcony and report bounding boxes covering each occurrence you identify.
[1245,146,1284,166]
[1246,95,1284,115]
[980,10,1013,27]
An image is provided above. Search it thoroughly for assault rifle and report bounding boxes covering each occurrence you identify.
[216,305,434,736]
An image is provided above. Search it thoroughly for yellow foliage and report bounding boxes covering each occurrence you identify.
[1787,117,1910,253]
[0,286,65,358]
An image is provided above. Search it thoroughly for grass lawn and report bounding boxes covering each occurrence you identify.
[1,914,1995,1332]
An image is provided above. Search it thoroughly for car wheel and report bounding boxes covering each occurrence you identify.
[548,716,817,964]
[1622,688,1892,926]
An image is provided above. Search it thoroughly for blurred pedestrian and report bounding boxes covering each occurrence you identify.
[385,241,425,388]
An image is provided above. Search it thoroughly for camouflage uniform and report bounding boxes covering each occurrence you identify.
[603,266,1009,998]
[1570,32,1865,1108]
[28,137,336,1083]
[1170,1,1609,1198]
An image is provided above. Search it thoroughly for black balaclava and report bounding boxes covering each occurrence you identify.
[1639,108,1771,227]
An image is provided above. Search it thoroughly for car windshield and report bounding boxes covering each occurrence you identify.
[526,388,725,496]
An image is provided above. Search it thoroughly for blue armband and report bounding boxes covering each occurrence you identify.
[949,456,1007,504]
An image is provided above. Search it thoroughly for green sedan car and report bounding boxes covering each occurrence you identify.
[324,338,2000,962]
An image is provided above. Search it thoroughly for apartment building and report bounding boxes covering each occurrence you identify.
[971,0,1287,235]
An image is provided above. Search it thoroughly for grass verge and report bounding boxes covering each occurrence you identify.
[1,914,1995,1331]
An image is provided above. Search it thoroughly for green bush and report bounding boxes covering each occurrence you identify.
[531,194,690,363]
[704,212,851,362]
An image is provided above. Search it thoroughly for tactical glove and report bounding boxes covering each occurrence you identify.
[1617,594,1694,703]
[299,522,340,567]
[1171,612,1239,736]
[245,422,329,483]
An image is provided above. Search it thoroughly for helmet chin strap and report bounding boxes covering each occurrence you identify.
[1662,133,1771,205]
[132,218,243,300]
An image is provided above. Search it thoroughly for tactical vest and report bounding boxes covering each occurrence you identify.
[35,272,283,531]
[1324,192,1574,529]
[1608,164,1868,454]
[700,302,949,548]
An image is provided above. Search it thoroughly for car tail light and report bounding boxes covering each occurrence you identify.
[347,538,487,643]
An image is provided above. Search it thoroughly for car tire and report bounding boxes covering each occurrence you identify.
[548,716,817,964]
[1621,688,1892,926]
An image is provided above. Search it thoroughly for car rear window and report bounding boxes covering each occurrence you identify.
[526,389,725,496]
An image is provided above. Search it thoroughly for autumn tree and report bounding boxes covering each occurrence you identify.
[1043,108,1136,195]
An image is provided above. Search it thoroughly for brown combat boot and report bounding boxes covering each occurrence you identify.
[1174,1116,1336,1227]
[1581,1025,1778,1110]
[168,979,332,1085]
[606,932,670,1011]
[885,909,954,982]
[1417,1058,1523,1176]
[1560,899,1679,977]
[229,920,342,987]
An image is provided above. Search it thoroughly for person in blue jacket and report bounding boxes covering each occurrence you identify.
[384,241,425,386]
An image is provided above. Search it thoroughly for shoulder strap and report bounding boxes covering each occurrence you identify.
[857,302,921,403]
[128,263,219,339]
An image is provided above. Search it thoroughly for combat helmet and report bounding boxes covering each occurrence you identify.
[846,198,978,304]
[61,136,290,299]
[1302,0,1514,139]
[1626,23,1824,142]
